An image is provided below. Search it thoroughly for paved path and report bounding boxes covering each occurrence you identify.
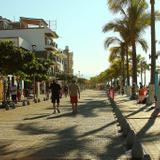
[114,94,160,160]
[0,90,125,160]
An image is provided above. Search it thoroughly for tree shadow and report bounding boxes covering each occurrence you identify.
[46,99,108,120]
[24,113,51,120]
[98,135,125,160]
[15,119,124,159]
[16,126,96,159]
[15,122,56,135]
[114,95,160,150]
[137,109,160,138]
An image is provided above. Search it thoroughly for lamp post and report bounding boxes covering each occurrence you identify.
[32,44,37,102]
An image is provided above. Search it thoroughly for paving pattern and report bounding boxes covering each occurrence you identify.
[0,90,125,160]
[115,95,160,160]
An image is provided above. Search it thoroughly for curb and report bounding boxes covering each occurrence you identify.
[109,96,151,160]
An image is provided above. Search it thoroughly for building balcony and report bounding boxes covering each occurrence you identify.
[45,42,58,51]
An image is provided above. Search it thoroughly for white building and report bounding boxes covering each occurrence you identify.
[0,16,67,98]
[0,16,66,74]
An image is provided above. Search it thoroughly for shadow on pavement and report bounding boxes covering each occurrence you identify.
[24,113,51,120]
[47,99,108,120]
[137,109,160,139]
[12,91,124,159]
[98,136,125,160]
[15,122,56,135]
[116,95,160,145]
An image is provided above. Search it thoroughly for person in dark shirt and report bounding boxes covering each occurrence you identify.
[50,79,61,114]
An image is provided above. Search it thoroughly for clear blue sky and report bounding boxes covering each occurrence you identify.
[0,0,110,79]
[1,0,160,81]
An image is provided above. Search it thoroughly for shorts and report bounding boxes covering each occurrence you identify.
[70,96,78,103]
[12,95,17,101]
[51,95,60,104]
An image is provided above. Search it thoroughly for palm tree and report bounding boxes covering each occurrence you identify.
[103,19,131,86]
[104,0,150,99]
[150,0,156,84]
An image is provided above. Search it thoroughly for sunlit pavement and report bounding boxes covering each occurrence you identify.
[114,94,160,160]
[0,90,126,160]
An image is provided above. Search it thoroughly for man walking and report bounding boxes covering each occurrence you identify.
[69,79,80,113]
[50,79,61,114]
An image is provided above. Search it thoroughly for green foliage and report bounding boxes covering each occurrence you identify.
[0,41,34,76]
[0,40,53,82]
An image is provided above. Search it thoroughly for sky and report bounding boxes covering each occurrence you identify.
[0,0,160,81]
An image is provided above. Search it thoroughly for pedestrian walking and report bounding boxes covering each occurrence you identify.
[69,79,80,114]
[10,84,17,103]
[63,85,68,97]
[108,86,115,100]
[50,79,61,114]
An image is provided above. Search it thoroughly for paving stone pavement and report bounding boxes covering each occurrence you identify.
[114,94,160,160]
[0,90,126,160]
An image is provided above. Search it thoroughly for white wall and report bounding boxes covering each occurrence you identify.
[0,28,55,51]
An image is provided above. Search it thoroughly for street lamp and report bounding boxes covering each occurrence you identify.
[32,44,37,102]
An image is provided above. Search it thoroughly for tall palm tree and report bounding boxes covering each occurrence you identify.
[105,0,150,99]
[104,37,126,87]
[103,19,131,86]
[150,0,156,84]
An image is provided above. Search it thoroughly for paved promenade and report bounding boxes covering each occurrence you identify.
[114,94,160,160]
[0,90,126,160]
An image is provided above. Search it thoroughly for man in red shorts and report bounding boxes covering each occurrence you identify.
[69,79,80,113]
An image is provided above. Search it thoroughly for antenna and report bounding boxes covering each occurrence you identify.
[46,19,57,30]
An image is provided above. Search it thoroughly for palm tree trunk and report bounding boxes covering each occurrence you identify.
[140,61,143,85]
[132,42,137,85]
[121,43,125,88]
[150,0,156,84]
[122,56,125,87]
[126,45,130,86]
[131,41,137,99]
[144,68,146,86]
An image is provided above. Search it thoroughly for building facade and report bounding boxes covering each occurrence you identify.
[63,46,74,76]
[0,16,66,75]
[0,16,67,99]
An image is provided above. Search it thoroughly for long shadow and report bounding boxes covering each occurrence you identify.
[77,120,117,138]
[98,135,125,160]
[140,131,160,143]
[15,122,56,135]
[137,109,160,138]
[10,90,125,159]
[24,113,51,120]
[125,104,148,119]
[47,99,108,119]
[19,126,95,159]
[0,141,25,156]
[15,118,124,159]
[116,98,133,104]
[47,112,77,119]
[114,96,160,146]
[0,141,10,156]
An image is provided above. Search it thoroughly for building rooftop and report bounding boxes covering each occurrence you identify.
[20,17,48,27]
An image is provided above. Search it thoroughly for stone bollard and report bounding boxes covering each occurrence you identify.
[122,122,130,137]
[10,102,15,109]
[117,116,126,132]
[4,103,9,110]
[22,101,26,106]
[132,141,144,160]
[126,130,136,149]
[143,154,151,160]
[34,99,38,103]
[27,101,30,105]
